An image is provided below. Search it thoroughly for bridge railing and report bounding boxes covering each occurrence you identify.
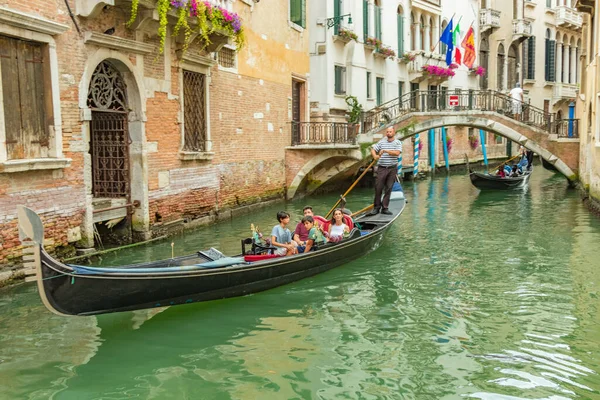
[554,119,579,138]
[291,122,358,146]
[362,89,556,134]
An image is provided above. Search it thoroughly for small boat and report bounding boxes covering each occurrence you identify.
[17,192,406,316]
[469,168,532,190]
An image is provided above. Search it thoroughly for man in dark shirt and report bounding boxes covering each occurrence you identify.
[367,127,402,216]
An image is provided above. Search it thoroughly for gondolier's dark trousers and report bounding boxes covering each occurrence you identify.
[374,164,397,210]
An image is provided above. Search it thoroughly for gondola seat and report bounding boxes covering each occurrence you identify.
[241,237,278,256]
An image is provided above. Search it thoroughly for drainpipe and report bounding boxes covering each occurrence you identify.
[441,127,449,172]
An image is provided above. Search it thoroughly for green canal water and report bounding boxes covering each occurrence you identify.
[1,169,599,399]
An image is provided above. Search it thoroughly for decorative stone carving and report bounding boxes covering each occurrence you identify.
[75,0,115,18]
[84,32,155,55]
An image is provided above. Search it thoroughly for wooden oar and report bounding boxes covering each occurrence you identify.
[350,204,374,218]
[493,153,522,170]
[325,159,377,219]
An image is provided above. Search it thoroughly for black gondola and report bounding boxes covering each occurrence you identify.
[469,168,532,190]
[17,192,406,316]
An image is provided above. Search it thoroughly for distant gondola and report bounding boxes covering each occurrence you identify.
[469,168,532,190]
[17,191,406,316]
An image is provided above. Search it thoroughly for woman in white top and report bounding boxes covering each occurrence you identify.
[327,209,349,242]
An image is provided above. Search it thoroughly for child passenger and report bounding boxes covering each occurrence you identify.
[270,211,298,256]
[297,215,324,253]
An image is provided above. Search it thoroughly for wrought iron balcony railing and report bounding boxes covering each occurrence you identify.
[555,119,579,138]
[290,122,359,146]
[361,89,556,135]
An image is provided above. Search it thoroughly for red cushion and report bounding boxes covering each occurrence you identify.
[244,254,281,262]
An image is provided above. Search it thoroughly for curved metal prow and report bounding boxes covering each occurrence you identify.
[17,206,44,245]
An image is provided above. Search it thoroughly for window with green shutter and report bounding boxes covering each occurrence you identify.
[334,0,342,36]
[374,4,382,41]
[397,14,404,56]
[548,40,556,82]
[363,0,369,42]
[335,65,347,95]
[290,0,306,28]
[527,36,535,80]
[376,77,384,105]
[367,72,372,98]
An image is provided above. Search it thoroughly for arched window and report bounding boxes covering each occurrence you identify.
[419,16,425,50]
[569,37,576,84]
[545,29,556,82]
[497,43,505,91]
[397,6,405,56]
[508,44,519,89]
[576,38,581,83]
[480,38,489,89]
[410,13,416,51]
[374,0,382,41]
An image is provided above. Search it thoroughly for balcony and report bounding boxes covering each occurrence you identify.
[552,83,578,105]
[290,122,359,147]
[512,19,532,44]
[480,9,501,35]
[554,119,579,138]
[555,6,583,29]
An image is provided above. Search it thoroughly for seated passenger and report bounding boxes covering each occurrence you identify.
[327,209,350,243]
[270,211,298,256]
[298,216,325,253]
[293,206,314,250]
[496,166,506,178]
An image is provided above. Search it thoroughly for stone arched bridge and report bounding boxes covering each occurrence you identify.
[286,90,579,199]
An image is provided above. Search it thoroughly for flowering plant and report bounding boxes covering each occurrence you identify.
[400,51,418,63]
[445,136,453,153]
[418,141,423,153]
[337,27,358,41]
[469,135,479,150]
[128,0,246,54]
[365,36,382,48]
[470,65,486,77]
[422,64,456,78]
[377,46,396,58]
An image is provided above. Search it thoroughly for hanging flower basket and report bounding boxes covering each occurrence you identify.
[128,0,246,54]
[376,46,396,59]
[445,136,453,153]
[422,64,456,78]
[469,66,486,77]
[469,135,479,150]
[336,27,358,42]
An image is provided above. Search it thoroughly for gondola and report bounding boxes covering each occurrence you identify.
[17,191,406,316]
[469,168,532,190]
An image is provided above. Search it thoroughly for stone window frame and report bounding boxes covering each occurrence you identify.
[217,44,238,73]
[178,53,216,161]
[0,8,70,173]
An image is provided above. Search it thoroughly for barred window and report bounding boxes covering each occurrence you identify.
[218,47,236,69]
[183,70,207,152]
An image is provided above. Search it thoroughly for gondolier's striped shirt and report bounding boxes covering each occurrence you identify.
[372,139,403,167]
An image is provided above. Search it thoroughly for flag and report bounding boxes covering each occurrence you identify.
[454,48,462,64]
[461,26,476,68]
[452,21,462,64]
[440,19,453,66]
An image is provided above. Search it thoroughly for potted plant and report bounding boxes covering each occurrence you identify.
[364,36,382,50]
[345,95,363,137]
[468,66,486,77]
[421,64,456,79]
[399,51,418,63]
[469,135,479,150]
[335,27,358,43]
[376,46,396,59]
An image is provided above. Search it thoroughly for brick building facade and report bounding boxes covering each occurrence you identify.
[0,0,309,274]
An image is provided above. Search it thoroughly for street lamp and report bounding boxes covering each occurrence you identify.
[325,14,352,30]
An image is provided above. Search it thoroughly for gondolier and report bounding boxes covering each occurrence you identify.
[368,127,402,216]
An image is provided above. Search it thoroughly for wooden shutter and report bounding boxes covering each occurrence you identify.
[375,5,382,40]
[335,66,341,94]
[300,0,306,28]
[549,40,556,82]
[545,38,550,81]
[363,0,369,41]
[398,81,403,100]
[334,0,341,35]
[0,36,48,160]
[398,15,404,56]
[290,0,305,28]
[367,71,371,98]
[528,37,535,80]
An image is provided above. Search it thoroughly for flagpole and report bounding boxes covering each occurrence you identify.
[430,13,455,52]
